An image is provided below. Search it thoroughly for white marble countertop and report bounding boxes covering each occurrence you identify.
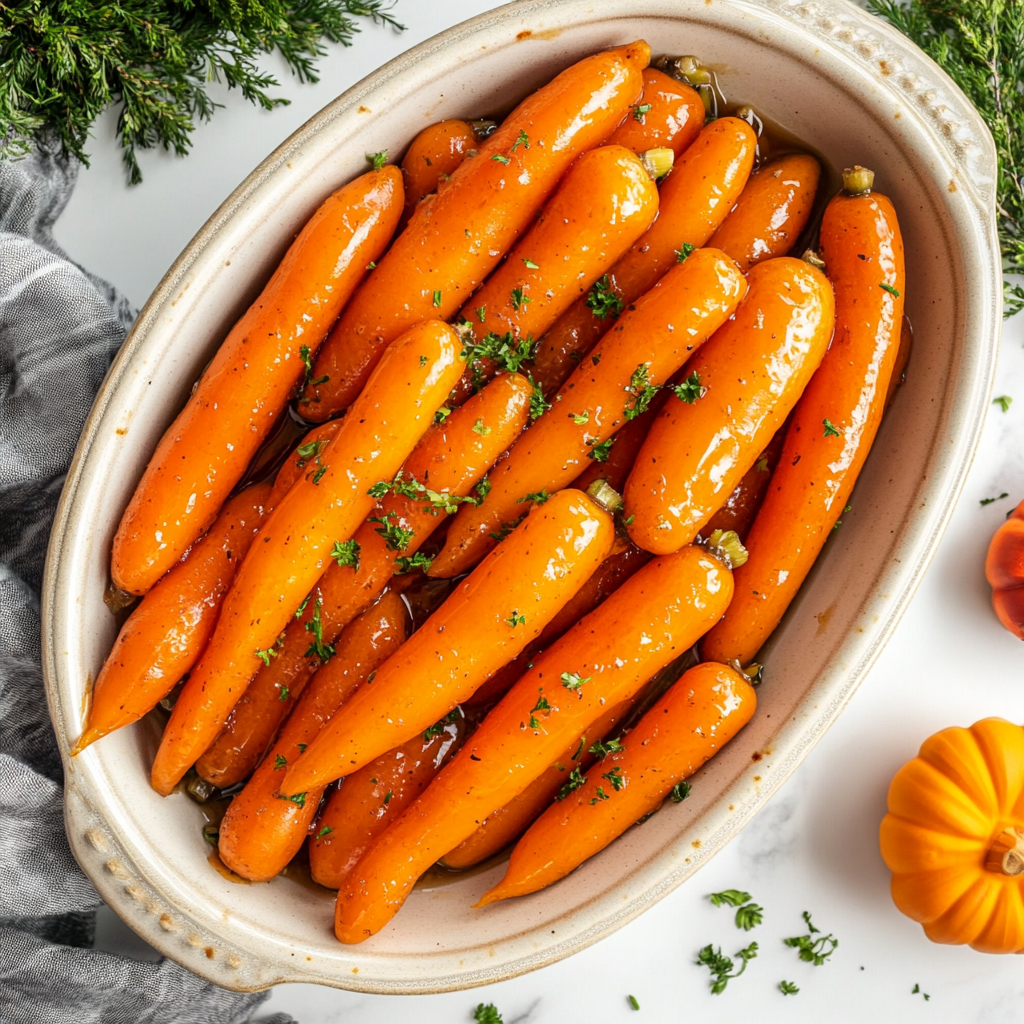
[57,2,1024,1021]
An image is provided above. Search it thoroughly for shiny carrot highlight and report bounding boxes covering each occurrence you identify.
[216,591,408,882]
[449,143,660,402]
[529,117,756,396]
[73,483,271,754]
[702,168,904,666]
[194,373,531,788]
[478,661,756,903]
[299,42,649,420]
[333,544,734,942]
[112,162,403,594]
[708,153,821,272]
[625,256,835,556]
[430,247,747,578]
[310,712,466,889]
[282,488,616,794]
[149,320,463,795]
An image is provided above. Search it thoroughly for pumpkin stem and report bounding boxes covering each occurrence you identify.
[985,827,1024,876]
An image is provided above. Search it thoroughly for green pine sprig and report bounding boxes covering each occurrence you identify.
[0,1,404,184]
[869,0,1024,316]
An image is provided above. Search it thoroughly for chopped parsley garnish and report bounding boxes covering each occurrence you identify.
[369,511,414,551]
[672,371,705,404]
[419,354,428,367]
[528,692,552,728]
[696,941,758,994]
[633,102,652,121]
[601,766,625,791]
[624,363,660,420]
[277,791,307,808]
[589,736,624,757]
[510,286,531,312]
[491,153,511,164]
[517,489,550,505]
[369,150,388,171]
[822,418,842,437]
[522,257,539,269]
[670,780,691,802]
[476,305,487,323]
[589,786,610,804]
[295,594,311,618]
[879,282,901,297]
[709,889,752,907]
[994,395,1013,412]
[423,708,462,741]
[779,980,799,995]
[627,995,640,1011]
[316,826,333,839]
[473,1004,503,1024]
[784,912,838,966]
[383,790,392,805]
[585,275,624,319]
[434,406,452,424]
[560,671,590,691]
[488,515,525,543]
[754,455,770,473]
[295,438,326,467]
[311,464,328,485]
[556,767,588,800]
[475,475,491,501]
[255,646,278,667]
[507,609,527,628]
[395,551,433,575]
[331,538,361,572]
[432,289,442,307]
[571,410,589,425]
[527,374,551,420]
[587,436,616,463]
[278,686,290,702]
[297,743,306,753]
[303,598,335,663]
[273,754,287,769]
[675,242,695,262]
[912,984,930,1001]
[512,129,530,150]
[735,902,764,931]
[366,260,377,270]
[460,330,535,379]
[981,492,1010,506]
[472,418,491,436]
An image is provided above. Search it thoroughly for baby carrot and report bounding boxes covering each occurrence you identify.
[149,320,463,795]
[195,373,531,787]
[529,117,756,396]
[400,119,480,223]
[701,169,904,666]
[281,488,616,794]
[332,543,734,942]
[217,591,408,882]
[429,247,747,578]
[309,711,466,889]
[605,68,704,158]
[478,662,756,903]
[624,256,835,556]
[448,144,660,402]
[72,483,271,754]
[298,42,649,420]
[707,153,821,271]
[441,698,632,870]
[268,420,343,509]
[111,162,403,594]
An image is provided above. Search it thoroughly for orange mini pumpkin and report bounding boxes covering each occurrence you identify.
[880,718,1024,954]
[985,498,1024,639]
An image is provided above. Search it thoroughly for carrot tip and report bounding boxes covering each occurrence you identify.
[473,887,507,908]
[70,728,100,756]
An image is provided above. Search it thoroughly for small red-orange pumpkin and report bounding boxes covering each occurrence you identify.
[985,498,1024,639]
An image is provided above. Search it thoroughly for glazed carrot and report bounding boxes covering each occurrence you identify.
[478,662,756,903]
[216,591,408,882]
[400,119,480,223]
[149,320,463,795]
[268,420,343,508]
[707,153,821,272]
[282,488,616,795]
[112,162,404,595]
[195,373,531,787]
[333,543,734,942]
[701,169,904,666]
[299,42,649,420]
[441,698,632,870]
[625,256,835,556]
[309,711,466,888]
[605,68,704,157]
[529,117,757,396]
[429,247,747,578]
[448,144,660,402]
[702,425,787,543]
[72,483,271,754]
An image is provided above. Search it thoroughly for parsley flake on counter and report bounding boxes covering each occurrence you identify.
[473,1004,504,1024]
[331,538,360,572]
[669,780,691,802]
[507,610,526,628]
[556,767,587,800]
[912,983,930,1001]
[784,911,838,966]
[709,889,753,908]
[627,994,640,1010]
[585,275,624,319]
[675,242,695,263]
[981,492,1010,506]
[672,370,704,404]
[735,901,764,931]
[994,395,1013,412]
[879,282,901,297]
[560,671,590,691]
[696,941,758,994]
[779,980,799,995]
[822,418,842,437]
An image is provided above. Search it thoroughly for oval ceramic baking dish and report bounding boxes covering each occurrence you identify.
[42,0,1001,995]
